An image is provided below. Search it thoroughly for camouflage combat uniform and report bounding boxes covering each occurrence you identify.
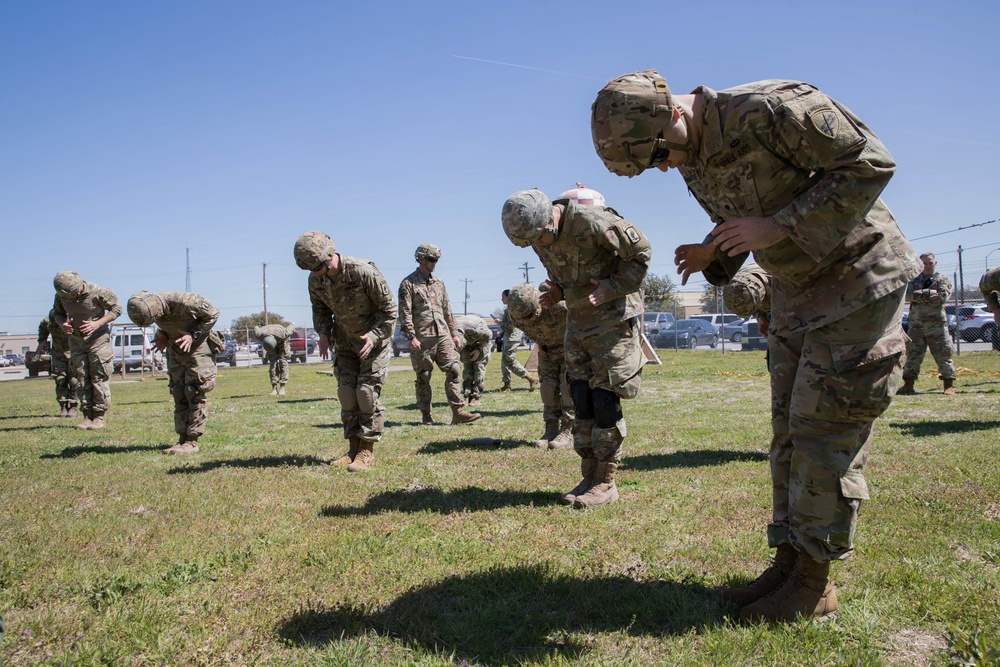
[903,271,956,381]
[533,199,650,463]
[53,281,121,417]
[38,311,76,412]
[455,314,492,402]
[508,284,575,446]
[310,256,396,443]
[146,292,220,440]
[253,324,294,387]
[398,268,464,415]
[499,306,530,384]
[980,267,1000,351]
[723,270,772,322]
[680,81,919,562]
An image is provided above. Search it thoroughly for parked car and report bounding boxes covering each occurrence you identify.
[112,326,164,372]
[0,356,11,368]
[740,319,768,351]
[653,319,718,349]
[690,313,742,332]
[214,331,238,367]
[642,311,675,336]
[944,305,958,336]
[25,349,51,377]
[392,326,411,357]
[4,353,25,366]
[718,319,746,342]
[289,330,312,363]
[956,305,997,343]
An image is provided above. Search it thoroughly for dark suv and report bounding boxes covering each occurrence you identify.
[214,332,238,367]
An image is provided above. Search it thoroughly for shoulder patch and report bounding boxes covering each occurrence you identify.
[624,226,641,243]
[808,108,838,139]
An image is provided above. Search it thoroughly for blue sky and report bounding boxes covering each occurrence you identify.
[2,1,998,334]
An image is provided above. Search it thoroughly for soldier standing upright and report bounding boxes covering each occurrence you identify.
[507,283,574,449]
[253,323,295,395]
[36,309,77,417]
[981,267,1000,351]
[128,291,219,454]
[499,289,538,392]
[899,253,957,395]
[294,231,397,471]
[592,70,919,622]
[454,314,492,408]
[398,243,480,426]
[52,271,121,430]
[502,190,651,509]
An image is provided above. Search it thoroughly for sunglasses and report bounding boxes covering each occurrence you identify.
[647,133,671,169]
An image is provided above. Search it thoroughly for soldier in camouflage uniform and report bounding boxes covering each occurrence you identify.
[253,324,295,395]
[398,243,480,426]
[502,189,650,509]
[593,71,919,622]
[295,231,397,472]
[980,267,1000,351]
[499,290,539,392]
[52,271,121,430]
[454,314,492,407]
[128,291,219,454]
[36,309,76,417]
[899,253,957,395]
[507,283,574,449]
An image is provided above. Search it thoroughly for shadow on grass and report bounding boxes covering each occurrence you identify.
[218,394,259,400]
[277,397,338,404]
[167,454,328,475]
[115,400,169,405]
[0,413,51,420]
[277,563,722,663]
[41,444,165,459]
[417,438,527,454]
[890,420,1000,437]
[625,449,768,472]
[320,486,560,516]
[1,424,77,433]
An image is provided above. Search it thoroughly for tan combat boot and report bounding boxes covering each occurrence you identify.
[164,435,199,455]
[277,383,286,396]
[270,384,278,396]
[66,406,78,419]
[451,406,481,425]
[739,553,838,624]
[942,378,956,396]
[561,457,598,506]
[533,419,560,449]
[347,442,374,472]
[87,411,106,430]
[468,394,481,407]
[75,410,94,430]
[527,373,539,391]
[333,437,361,467]
[721,543,798,607]
[421,408,434,426]
[897,377,916,395]
[548,418,574,449]
[573,461,619,509]
[58,403,69,418]
[500,382,511,392]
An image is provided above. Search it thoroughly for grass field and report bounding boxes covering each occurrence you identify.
[2,349,998,666]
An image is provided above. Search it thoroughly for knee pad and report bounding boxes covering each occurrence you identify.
[416,370,433,384]
[338,384,359,411]
[357,384,377,413]
[184,384,199,401]
[445,362,461,383]
[592,388,622,428]
[199,378,216,394]
[570,380,594,419]
[68,376,80,390]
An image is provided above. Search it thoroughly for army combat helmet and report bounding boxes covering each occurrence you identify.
[501,189,553,248]
[506,283,540,320]
[591,69,690,177]
[53,271,84,297]
[127,291,165,327]
[414,243,442,262]
[293,231,336,271]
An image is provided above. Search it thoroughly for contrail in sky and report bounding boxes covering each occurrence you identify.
[450,55,603,81]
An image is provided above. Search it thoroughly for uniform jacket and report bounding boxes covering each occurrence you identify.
[905,272,951,323]
[534,199,651,339]
[454,315,492,361]
[254,324,295,356]
[681,81,919,333]
[53,281,122,348]
[981,267,1000,313]
[150,292,220,354]
[38,315,70,353]
[310,255,396,349]
[509,300,568,351]
[398,268,457,340]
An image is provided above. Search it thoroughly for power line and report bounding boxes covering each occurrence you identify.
[909,218,997,242]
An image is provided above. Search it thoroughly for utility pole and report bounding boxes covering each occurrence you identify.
[461,278,473,315]
[957,245,964,303]
[262,263,269,324]
[185,248,191,292]
[519,262,535,284]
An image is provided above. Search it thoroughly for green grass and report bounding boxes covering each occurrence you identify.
[1,350,999,666]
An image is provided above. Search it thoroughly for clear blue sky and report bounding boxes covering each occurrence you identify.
[2,1,998,334]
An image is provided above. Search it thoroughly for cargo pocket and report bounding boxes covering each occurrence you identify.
[830,330,907,423]
[607,321,644,399]
[839,470,869,501]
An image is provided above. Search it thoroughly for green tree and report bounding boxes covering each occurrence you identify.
[700,285,722,313]
[229,312,292,344]
[642,273,678,312]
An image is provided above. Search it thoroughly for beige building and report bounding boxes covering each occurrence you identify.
[0,333,38,358]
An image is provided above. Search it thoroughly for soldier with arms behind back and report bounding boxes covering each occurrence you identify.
[295,231,397,472]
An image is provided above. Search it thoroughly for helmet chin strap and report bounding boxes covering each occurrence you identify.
[653,107,694,156]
